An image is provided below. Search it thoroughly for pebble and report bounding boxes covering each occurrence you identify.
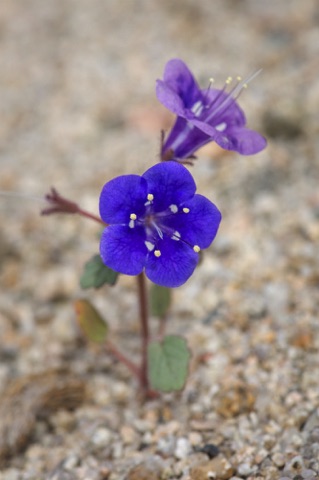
[120,425,138,445]
[188,432,203,447]
[1,1,319,479]
[126,464,160,480]
[271,452,285,468]
[156,435,176,456]
[302,469,317,479]
[175,437,191,460]
[91,428,113,447]
[190,456,234,480]
[63,454,80,470]
[236,463,253,477]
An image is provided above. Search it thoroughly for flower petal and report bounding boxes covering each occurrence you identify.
[165,194,222,248]
[156,80,186,117]
[162,117,210,160]
[142,161,196,212]
[145,236,198,288]
[100,225,147,276]
[215,127,267,154]
[161,58,201,108]
[99,175,147,224]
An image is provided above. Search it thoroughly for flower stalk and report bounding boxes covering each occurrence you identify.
[137,272,150,391]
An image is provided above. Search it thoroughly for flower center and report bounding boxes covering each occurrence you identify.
[129,195,200,258]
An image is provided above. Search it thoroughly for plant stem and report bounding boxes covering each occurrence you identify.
[76,207,107,226]
[106,340,140,378]
[137,272,149,391]
[41,187,108,226]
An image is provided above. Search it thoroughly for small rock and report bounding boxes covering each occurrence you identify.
[272,452,285,468]
[157,435,176,456]
[175,437,191,460]
[120,425,138,445]
[302,469,317,479]
[216,383,256,418]
[285,455,304,472]
[91,427,113,447]
[63,454,80,470]
[188,432,203,447]
[254,448,269,464]
[190,455,234,480]
[198,444,220,459]
[237,463,253,477]
[126,464,160,480]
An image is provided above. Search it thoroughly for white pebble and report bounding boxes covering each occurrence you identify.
[174,437,191,460]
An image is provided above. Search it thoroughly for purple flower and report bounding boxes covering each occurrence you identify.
[99,161,221,288]
[156,59,267,161]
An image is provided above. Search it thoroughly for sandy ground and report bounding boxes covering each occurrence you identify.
[0,1,319,479]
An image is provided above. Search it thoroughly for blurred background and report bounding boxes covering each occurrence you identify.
[0,0,318,475]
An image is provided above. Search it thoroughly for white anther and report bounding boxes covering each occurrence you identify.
[130,213,137,220]
[183,207,190,213]
[193,245,201,253]
[147,193,154,201]
[145,241,155,252]
[171,231,181,241]
[191,100,204,117]
[154,250,161,257]
[215,122,227,132]
[169,204,178,213]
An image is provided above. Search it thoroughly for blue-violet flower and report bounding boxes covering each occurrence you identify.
[156,58,267,161]
[99,161,221,288]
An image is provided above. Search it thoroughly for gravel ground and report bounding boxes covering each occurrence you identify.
[0,1,319,479]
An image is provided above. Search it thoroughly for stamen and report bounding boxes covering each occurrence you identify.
[171,231,181,241]
[129,212,137,228]
[191,100,204,117]
[201,77,215,106]
[205,69,262,124]
[145,193,154,206]
[215,122,227,132]
[193,245,201,253]
[154,250,161,257]
[152,221,164,239]
[145,241,155,252]
[183,207,190,213]
[169,204,178,213]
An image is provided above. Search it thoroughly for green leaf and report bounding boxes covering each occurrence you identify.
[148,335,190,392]
[150,284,171,318]
[80,254,119,289]
[74,299,108,343]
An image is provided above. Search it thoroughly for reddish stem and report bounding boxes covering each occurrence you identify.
[137,272,150,391]
[106,340,141,378]
[76,207,107,226]
[41,187,107,226]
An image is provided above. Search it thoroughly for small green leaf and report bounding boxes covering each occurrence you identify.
[80,254,119,289]
[148,335,190,392]
[74,299,108,343]
[150,284,171,318]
